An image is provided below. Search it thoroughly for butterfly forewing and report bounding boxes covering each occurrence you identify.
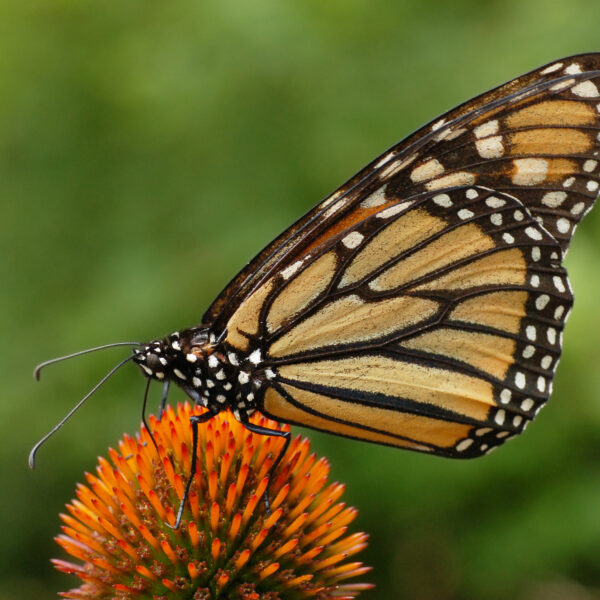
[205,54,599,333]
[205,54,600,458]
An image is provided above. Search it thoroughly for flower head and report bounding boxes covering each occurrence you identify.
[54,402,373,599]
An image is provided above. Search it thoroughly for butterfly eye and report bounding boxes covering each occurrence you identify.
[146,353,163,372]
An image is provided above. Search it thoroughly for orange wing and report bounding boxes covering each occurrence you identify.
[201,55,600,457]
[204,54,600,334]
[223,186,572,457]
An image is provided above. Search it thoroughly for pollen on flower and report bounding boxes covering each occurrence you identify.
[53,402,373,599]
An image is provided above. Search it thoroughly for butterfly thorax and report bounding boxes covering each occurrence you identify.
[132,327,270,420]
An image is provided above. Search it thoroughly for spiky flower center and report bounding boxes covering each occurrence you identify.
[54,403,373,599]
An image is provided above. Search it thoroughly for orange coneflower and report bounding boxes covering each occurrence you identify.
[54,402,373,599]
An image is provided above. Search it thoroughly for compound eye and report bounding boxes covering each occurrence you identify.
[146,353,162,371]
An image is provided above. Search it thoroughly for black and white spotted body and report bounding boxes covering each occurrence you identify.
[132,328,269,422]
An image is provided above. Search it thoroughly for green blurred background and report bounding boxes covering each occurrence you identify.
[2,1,600,598]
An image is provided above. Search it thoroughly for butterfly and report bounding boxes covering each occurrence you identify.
[32,54,600,526]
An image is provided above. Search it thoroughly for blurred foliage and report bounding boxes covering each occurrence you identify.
[1,0,600,598]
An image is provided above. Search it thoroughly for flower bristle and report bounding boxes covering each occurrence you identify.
[54,402,373,599]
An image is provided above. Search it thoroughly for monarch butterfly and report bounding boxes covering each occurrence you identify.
[32,54,600,526]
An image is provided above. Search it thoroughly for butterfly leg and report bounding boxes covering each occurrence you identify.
[170,410,215,529]
[159,379,170,420]
[141,378,160,452]
[240,417,291,514]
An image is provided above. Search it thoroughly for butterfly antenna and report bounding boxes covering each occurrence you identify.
[28,355,135,469]
[34,342,141,381]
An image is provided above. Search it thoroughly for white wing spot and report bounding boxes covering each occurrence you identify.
[584,159,598,172]
[512,158,548,185]
[282,260,303,280]
[433,193,453,207]
[466,188,479,199]
[445,127,468,140]
[410,158,445,183]
[554,305,565,319]
[563,176,576,188]
[323,198,347,218]
[431,118,446,131]
[208,355,219,368]
[456,439,473,452]
[522,345,535,359]
[503,233,515,244]
[476,428,492,436]
[540,62,563,74]
[553,276,566,292]
[587,180,599,192]
[474,120,499,138]
[541,355,553,369]
[238,371,250,384]
[476,136,504,159]
[535,294,550,310]
[457,208,474,220]
[564,63,582,75]
[537,376,546,393]
[521,398,535,411]
[525,226,543,240]
[526,325,537,341]
[372,151,396,170]
[485,196,506,208]
[530,274,540,287]
[377,203,407,219]
[490,213,502,226]
[513,415,523,427]
[192,377,202,388]
[249,349,262,365]
[513,210,524,221]
[550,78,575,92]
[572,80,600,98]
[531,247,541,262]
[360,186,388,208]
[556,218,570,234]
[173,368,186,380]
[186,353,197,363]
[500,389,512,404]
[515,372,526,389]
[571,202,586,215]
[541,191,567,208]
[547,327,557,345]
[495,409,506,426]
[425,171,475,191]
[342,231,365,249]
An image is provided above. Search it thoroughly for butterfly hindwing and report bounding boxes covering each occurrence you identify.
[225,185,572,457]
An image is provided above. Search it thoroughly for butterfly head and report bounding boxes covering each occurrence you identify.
[132,328,210,383]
